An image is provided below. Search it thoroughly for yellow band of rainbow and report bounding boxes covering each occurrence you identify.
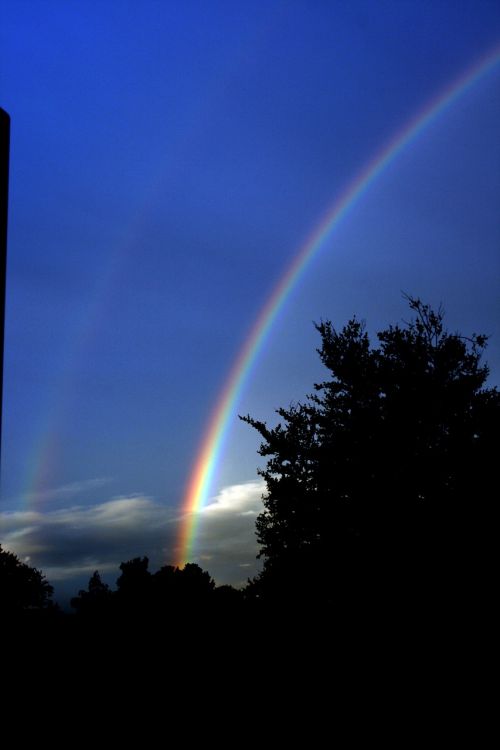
[177,44,500,567]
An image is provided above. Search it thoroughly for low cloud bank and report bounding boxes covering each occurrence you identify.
[0,480,265,604]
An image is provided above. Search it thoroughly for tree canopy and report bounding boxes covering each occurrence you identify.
[242,298,499,610]
[0,543,54,613]
[70,558,219,621]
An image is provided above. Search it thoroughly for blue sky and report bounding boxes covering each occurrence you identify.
[1,1,499,603]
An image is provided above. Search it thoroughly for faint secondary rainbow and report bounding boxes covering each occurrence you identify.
[177,44,500,566]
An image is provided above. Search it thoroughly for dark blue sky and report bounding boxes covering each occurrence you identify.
[1,1,499,600]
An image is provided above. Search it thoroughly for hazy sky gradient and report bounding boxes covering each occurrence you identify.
[1,1,499,601]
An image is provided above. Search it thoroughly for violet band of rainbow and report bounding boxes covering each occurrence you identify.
[177,44,500,567]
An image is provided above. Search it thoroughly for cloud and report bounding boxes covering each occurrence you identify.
[200,480,264,517]
[24,477,113,503]
[0,495,177,580]
[0,480,266,604]
[191,480,265,586]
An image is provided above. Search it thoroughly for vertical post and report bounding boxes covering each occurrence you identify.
[0,109,10,468]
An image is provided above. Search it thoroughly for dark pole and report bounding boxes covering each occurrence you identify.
[0,109,10,469]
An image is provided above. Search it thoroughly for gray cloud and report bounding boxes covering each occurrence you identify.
[0,481,266,605]
[0,495,178,580]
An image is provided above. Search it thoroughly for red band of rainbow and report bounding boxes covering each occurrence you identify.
[177,44,500,567]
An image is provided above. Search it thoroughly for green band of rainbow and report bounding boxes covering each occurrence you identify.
[177,44,500,566]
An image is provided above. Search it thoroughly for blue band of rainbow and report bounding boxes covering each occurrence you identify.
[177,43,500,566]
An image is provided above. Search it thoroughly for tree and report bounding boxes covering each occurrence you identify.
[0,544,54,612]
[152,562,215,610]
[242,298,499,610]
[112,557,217,620]
[115,556,152,614]
[70,571,113,617]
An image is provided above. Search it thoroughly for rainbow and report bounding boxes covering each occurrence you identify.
[178,44,500,566]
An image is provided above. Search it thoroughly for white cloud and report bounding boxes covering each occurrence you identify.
[200,480,265,517]
[190,480,265,586]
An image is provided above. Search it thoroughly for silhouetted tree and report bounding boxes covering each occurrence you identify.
[70,571,113,617]
[115,556,152,615]
[179,562,215,598]
[242,298,499,612]
[104,557,219,621]
[213,584,244,613]
[116,556,151,591]
[0,544,53,612]
[151,563,215,615]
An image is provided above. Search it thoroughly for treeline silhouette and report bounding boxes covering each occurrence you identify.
[1,548,245,628]
[71,558,244,621]
[2,298,498,652]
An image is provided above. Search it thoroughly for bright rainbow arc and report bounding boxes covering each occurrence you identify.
[177,44,500,567]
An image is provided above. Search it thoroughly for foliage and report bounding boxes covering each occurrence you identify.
[70,571,113,616]
[71,558,219,619]
[0,543,54,611]
[242,297,499,606]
